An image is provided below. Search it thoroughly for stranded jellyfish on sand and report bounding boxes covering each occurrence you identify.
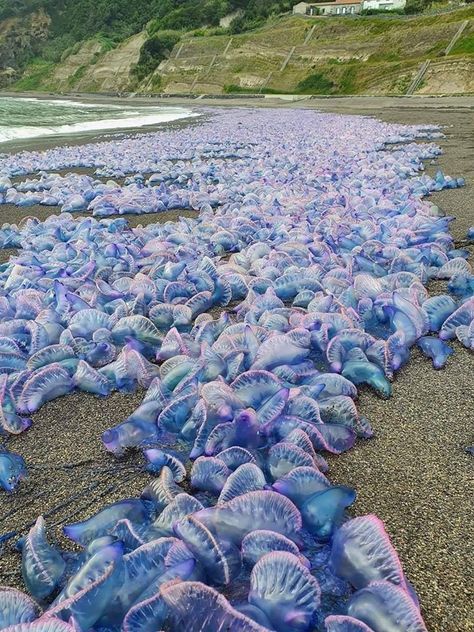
[0,108,471,631]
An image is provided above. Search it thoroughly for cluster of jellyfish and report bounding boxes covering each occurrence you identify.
[0,108,473,632]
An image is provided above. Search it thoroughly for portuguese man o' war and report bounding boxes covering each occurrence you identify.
[0,445,27,492]
[0,106,470,630]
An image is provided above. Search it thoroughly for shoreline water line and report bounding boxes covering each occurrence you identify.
[0,96,198,145]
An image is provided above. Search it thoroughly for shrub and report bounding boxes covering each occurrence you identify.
[296,73,335,94]
[133,32,180,82]
[224,84,283,93]
[404,0,433,14]
[360,7,405,14]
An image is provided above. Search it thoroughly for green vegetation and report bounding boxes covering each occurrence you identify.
[11,58,54,90]
[68,64,87,86]
[296,73,335,94]
[0,0,292,42]
[368,51,402,62]
[40,34,76,63]
[227,2,292,33]
[450,33,474,55]
[224,84,282,93]
[404,0,432,13]
[0,0,293,83]
[338,66,358,94]
[2,0,473,95]
[133,32,181,82]
[361,7,405,14]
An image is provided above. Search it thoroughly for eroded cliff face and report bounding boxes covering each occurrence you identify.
[48,33,146,93]
[0,10,50,86]
[418,58,474,95]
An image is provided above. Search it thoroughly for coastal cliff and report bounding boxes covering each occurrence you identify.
[1,3,473,95]
[0,9,50,87]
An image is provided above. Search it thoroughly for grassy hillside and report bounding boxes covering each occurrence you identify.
[0,0,294,88]
[157,7,474,95]
[8,5,474,95]
[0,1,293,58]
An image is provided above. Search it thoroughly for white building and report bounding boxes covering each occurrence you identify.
[293,0,362,15]
[362,0,406,9]
[293,0,405,12]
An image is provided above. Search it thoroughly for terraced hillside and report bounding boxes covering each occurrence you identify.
[12,6,474,95]
[157,8,474,95]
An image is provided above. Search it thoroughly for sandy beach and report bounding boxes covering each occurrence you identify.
[0,95,472,631]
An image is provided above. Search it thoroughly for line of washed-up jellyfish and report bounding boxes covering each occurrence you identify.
[0,108,472,632]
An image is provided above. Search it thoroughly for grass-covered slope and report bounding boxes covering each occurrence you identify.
[7,5,474,95]
[0,0,293,88]
[157,7,474,95]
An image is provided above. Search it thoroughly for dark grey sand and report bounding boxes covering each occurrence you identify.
[306,98,474,632]
[0,96,473,631]
[0,391,150,588]
[0,202,198,228]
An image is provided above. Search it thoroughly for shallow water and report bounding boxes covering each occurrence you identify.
[0,96,196,145]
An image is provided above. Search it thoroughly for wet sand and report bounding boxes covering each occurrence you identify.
[0,96,473,631]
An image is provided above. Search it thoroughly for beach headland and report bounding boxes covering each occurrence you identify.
[0,94,472,632]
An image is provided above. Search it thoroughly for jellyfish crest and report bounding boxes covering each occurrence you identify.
[347,581,427,632]
[110,519,147,552]
[194,490,302,545]
[218,463,267,504]
[439,298,474,340]
[17,364,73,414]
[330,515,408,592]
[216,446,256,470]
[421,294,456,332]
[268,442,316,481]
[144,449,186,482]
[0,587,41,629]
[152,493,204,536]
[141,466,182,511]
[121,591,167,632]
[272,466,331,507]
[241,530,304,569]
[173,515,232,585]
[249,551,321,632]
[45,544,124,630]
[22,516,66,601]
[73,360,112,396]
[191,456,231,494]
[231,370,282,409]
[2,619,77,632]
[285,396,322,424]
[160,580,269,631]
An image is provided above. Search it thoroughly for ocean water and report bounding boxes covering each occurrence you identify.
[0,96,196,145]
